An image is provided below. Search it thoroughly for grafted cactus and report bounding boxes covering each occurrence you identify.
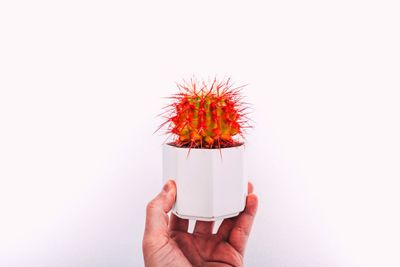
[158,78,251,149]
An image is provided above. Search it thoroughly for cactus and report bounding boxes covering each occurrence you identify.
[157,78,251,149]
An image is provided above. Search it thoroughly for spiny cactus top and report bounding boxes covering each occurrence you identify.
[157,78,252,149]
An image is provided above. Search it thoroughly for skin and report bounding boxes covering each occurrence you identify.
[142,180,258,267]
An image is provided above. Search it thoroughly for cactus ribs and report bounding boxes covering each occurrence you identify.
[157,78,252,149]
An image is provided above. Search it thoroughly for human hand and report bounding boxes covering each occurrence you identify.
[142,180,258,267]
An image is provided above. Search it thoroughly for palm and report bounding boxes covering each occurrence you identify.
[143,182,258,267]
[169,216,245,266]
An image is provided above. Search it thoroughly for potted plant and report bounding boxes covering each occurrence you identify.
[157,78,252,221]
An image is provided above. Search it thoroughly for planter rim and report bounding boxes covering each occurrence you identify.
[165,142,244,150]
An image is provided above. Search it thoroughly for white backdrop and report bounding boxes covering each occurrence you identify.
[1,1,399,266]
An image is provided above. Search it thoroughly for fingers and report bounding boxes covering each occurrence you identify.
[228,193,258,255]
[169,213,189,232]
[217,181,254,240]
[144,180,176,237]
[194,220,214,235]
[216,218,235,240]
[248,181,254,194]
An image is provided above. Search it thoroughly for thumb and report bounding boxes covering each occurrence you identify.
[144,180,176,237]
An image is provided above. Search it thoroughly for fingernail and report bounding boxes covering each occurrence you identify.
[163,181,172,192]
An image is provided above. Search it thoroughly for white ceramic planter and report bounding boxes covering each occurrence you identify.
[163,143,247,221]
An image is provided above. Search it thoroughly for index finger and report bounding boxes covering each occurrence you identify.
[216,181,254,240]
[228,192,258,255]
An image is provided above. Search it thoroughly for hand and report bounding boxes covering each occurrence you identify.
[142,180,258,267]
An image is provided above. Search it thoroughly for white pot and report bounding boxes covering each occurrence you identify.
[162,143,247,221]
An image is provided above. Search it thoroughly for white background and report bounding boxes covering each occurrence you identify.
[1,0,399,266]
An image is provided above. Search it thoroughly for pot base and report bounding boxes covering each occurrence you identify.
[172,211,240,222]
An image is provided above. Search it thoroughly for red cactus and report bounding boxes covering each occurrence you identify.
[157,78,252,149]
